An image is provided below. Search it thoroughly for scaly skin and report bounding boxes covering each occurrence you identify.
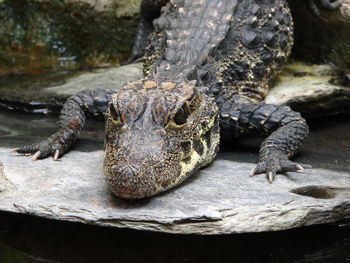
[103,80,219,198]
[14,0,341,199]
[127,0,170,63]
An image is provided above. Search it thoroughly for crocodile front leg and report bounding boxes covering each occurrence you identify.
[220,103,310,183]
[13,89,113,160]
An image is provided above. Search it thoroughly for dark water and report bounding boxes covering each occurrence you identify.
[0,209,349,263]
[0,110,349,263]
[0,211,349,263]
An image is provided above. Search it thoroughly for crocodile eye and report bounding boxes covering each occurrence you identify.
[174,104,189,125]
[110,103,120,122]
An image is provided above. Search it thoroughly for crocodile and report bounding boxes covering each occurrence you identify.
[13,0,342,199]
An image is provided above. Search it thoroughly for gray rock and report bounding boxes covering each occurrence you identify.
[0,146,349,235]
[44,63,144,97]
[266,62,350,117]
[0,133,350,234]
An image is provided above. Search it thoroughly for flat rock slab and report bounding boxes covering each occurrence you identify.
[0,145,349,235]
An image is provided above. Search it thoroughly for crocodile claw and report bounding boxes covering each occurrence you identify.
[53,150,60,161]
[32,151,41,161]
[250,153,312,183]
[267,171,275,184]
[12,129,74,161]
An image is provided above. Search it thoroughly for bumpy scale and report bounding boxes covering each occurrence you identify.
[14,0,341,199]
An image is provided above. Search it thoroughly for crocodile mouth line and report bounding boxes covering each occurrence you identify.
[177,113,219,185]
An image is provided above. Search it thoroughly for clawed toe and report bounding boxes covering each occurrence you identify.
[250,160,312,183]
[250,163,266,177]
[12,145,62,161]
[11,134,68,161]
[53,149,60,161]
[32,151,41,161]
[267,170,275,184]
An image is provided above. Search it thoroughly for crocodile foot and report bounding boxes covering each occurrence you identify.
[250,149,312,183]
[307,0,343,17]
[12,129,75,161]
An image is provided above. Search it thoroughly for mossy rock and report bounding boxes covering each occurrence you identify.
[0,0,142,77]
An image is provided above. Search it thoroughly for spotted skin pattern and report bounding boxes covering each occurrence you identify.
[14,0,341,198]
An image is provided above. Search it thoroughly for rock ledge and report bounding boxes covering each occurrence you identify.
[0,147,349,235]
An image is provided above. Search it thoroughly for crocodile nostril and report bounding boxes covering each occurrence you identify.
[290,186,337,199]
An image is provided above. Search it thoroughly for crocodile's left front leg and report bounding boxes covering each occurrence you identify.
[220,102,310,183]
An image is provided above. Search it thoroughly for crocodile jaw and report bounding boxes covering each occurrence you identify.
[103,115,219,199]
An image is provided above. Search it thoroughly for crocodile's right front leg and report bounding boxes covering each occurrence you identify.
[13,89,114,160]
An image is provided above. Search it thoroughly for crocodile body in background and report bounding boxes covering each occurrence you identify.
[14,0,343,199]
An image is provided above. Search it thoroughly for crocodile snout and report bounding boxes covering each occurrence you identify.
[108,164,152,199]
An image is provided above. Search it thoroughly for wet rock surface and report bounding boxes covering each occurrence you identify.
[0,110,349,235]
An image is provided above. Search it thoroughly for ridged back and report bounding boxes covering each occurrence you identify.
[156,0,237,80]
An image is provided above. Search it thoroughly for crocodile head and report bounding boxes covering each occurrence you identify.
[103,80,220,199]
